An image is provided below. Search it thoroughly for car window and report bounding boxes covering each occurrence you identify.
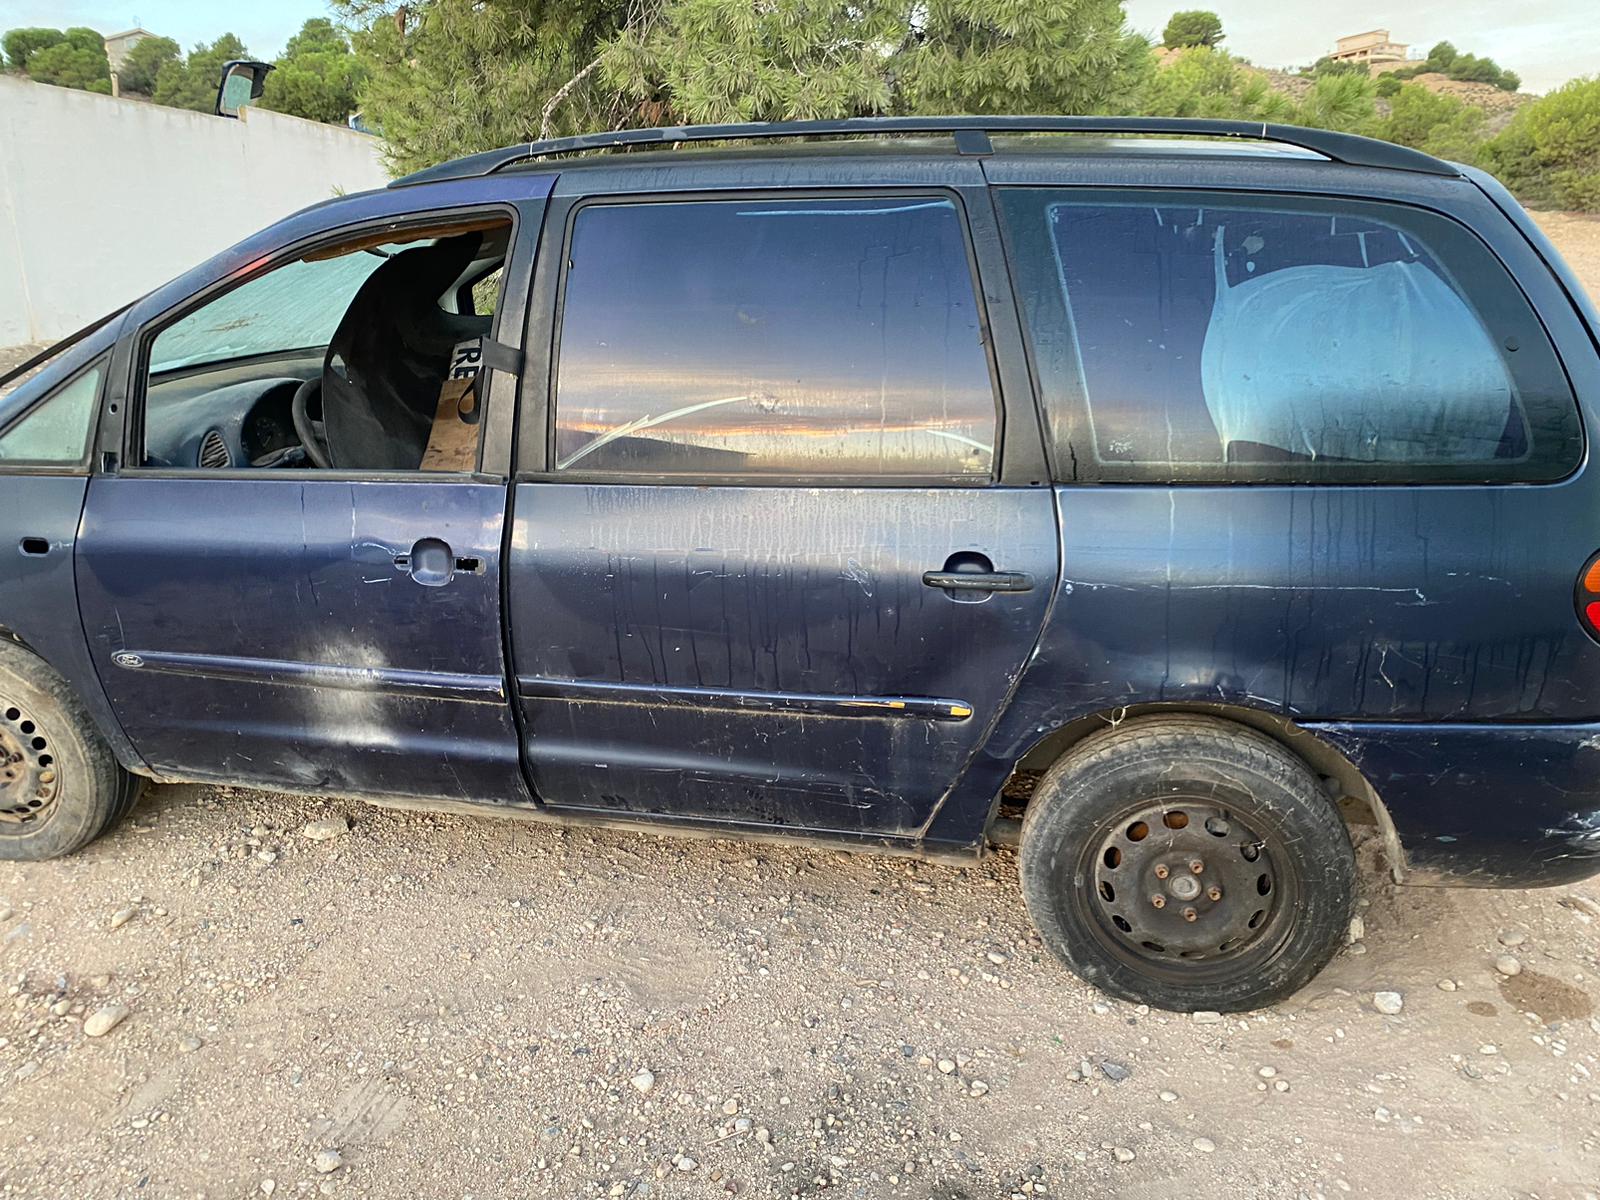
[468,266,503,317]
[552,196,996,479]
[150,252,388,374]
[999,188,1582,484]
[135,217,512,473]
[0,363,102,465]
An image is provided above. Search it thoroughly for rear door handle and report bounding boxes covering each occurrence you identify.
[921,570,1034,593]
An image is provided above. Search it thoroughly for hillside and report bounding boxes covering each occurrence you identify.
[1245,64,1535,128]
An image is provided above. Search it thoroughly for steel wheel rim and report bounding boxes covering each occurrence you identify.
[1073,794,1299,985]
[0,700,60,827]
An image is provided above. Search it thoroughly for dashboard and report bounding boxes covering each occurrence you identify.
[144,377,305,468]
[144,350,325,469]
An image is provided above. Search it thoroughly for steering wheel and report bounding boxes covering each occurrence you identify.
[291,377,332,468]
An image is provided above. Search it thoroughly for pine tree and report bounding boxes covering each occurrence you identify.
[152,34,251,112]
[22,27,112,94]
[118,35,181,95]
[339,0,633,175]
[260,19,365,124]
[342,0,1151,173]
[1161,10,1223,50]
[606,0,1150,124]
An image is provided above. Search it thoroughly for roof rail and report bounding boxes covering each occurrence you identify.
[389,115,1459,188]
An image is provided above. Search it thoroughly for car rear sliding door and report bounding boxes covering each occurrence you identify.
[505,179,1058,846]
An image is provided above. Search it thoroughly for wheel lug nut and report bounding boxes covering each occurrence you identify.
[1182,907,1198,922]
[1189,859,1205,874]
[1151,894,1166,909]
[1154,864,1170,879]
[1207,885,1222,901]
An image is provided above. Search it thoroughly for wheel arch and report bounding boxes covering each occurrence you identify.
[0,621,149,776]
[992,702,1406,883]
[0,623,42,655]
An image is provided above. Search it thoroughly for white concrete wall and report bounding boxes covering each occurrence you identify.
[0,76,391,346]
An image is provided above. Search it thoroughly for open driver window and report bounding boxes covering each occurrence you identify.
[137,215,513,473]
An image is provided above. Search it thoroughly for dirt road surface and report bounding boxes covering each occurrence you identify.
[3,213,1600,1200]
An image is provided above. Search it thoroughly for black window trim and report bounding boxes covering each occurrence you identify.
[0,353,109,475]
[114,201,524,484]
[526,186,1010,489]
[993,184,1587,488]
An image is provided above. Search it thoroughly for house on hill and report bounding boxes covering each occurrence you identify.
[102,27,157,75]
[1328,29,1410,67]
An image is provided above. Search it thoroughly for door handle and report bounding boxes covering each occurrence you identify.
[394,537,457,587]
[922,569,1034,593]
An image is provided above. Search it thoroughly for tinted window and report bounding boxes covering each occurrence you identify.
[1000,189,1581,483]
[553,197,995,478]
[0,363,102,465]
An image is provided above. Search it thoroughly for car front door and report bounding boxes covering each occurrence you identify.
[505,179,1058,846]
[73,184,549,805]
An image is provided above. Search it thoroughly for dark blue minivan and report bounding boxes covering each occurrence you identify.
[3,117,1598,1011]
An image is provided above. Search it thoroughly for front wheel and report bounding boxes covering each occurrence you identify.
[1018,715,1355,1012]
[0,640,140,860]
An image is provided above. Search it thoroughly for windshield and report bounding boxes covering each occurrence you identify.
[149,250,390,373]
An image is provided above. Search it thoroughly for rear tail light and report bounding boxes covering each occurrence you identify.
[1578,551,1600,640]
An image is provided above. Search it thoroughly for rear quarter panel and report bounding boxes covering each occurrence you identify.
[927,164,1600,878]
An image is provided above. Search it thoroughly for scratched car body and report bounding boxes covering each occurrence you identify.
[3,117,1599,1011]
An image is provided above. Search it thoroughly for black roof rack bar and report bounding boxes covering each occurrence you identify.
[390,115,1459,188]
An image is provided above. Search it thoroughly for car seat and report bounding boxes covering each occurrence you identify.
[319,232,491,470]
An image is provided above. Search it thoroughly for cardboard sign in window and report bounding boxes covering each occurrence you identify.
[419,339,484,472]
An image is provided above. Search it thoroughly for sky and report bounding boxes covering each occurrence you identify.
[0,0,322,60]
[0,0,1593,93]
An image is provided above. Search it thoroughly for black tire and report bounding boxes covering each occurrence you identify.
[1019,714,1355,1012]
[0,640,141,860]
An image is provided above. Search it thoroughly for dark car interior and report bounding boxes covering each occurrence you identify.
[142,220,510,472]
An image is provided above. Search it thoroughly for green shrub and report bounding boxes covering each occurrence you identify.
[151,33,249,112]
[1296,72,1377,133]
[1409,39,1519,92]
[1139,47,1292,121]
[1378,41,1518,92]
[1308,55,1369,79]
[2,26,63,70]
[24,28,110,92]
[118,34,179,94]
[1378,83,1485,164]
[1483,77,1600,211]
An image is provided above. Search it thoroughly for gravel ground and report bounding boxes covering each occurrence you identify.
[3,794,1599,1200]
[1538,211,1600,294]
[1,213,1600,1200]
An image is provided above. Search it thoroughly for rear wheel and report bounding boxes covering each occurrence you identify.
[1018,715,1355,1011]
[0,641,140,860]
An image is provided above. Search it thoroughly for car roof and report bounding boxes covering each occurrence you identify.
[389,117,1457,189]
[500,134,1330,176]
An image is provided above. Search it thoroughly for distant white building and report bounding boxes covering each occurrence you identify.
[1328,29,1410,67]
[102,27,157,75]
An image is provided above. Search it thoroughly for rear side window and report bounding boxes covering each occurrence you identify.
[999,189,1581,483]
[552,196,996,479]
